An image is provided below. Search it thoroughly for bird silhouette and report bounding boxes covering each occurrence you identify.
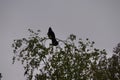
[47,27,58,46]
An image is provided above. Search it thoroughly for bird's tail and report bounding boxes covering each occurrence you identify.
[52,38,58,46]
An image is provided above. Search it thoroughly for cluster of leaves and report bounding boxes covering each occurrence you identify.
[12,29,120,80]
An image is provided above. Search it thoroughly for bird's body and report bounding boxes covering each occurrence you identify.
[47,27,58,46]
[47,27,56,39]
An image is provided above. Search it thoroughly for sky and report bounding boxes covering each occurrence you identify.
[0,0,120,80]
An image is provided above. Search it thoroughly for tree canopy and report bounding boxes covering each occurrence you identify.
[12,29,120,80]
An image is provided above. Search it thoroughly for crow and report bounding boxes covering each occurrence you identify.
[47,27,58,46]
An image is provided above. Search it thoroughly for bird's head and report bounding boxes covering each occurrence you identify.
[49,27,52,31]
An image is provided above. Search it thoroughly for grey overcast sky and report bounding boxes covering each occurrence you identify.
[0,0,120,80]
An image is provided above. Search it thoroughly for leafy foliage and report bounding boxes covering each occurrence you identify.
[12,29,120,80]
